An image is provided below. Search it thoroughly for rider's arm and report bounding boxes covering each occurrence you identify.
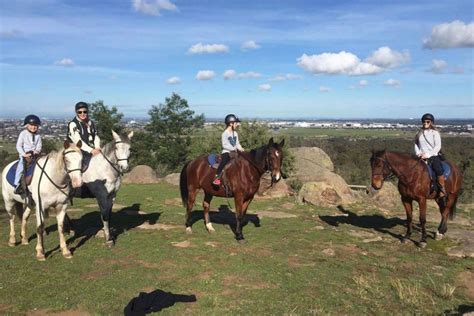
[93,133,101,149]
[433,131,442,155]
[222,131,236,152]
[414,141,421,156]
[68,121,94,153]
[235,132,244,151]
[35,135,42,154]
[16,130,26,156]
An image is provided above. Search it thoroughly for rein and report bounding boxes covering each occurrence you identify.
[373,154,421,186]
[100,140,129,176]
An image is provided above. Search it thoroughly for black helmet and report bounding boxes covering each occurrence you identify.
[75,101,89,112]
[23,114,41,126]
[421,113,435,123]
[224,114,240,125]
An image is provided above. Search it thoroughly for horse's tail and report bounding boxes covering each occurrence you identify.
[179,162,190,207]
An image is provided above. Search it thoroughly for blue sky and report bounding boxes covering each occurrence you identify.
[1,0,473,119]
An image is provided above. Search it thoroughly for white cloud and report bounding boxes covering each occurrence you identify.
[196,70,215,81]
[238,71,261,79]
[223,69,237,80]
[359,80,368,87]
[241,40,261,51]
[0,29,22,39]
[223,70,261,79]
[365,46,410,68]
[54,58,75,67]
[258,84,271,92]
[384,79,401,87]
[423,20,474,49]
[166,76,181,84]
[428,59,448,74]
[188,43,229,54]
[297,51,382,76]
[269,73,303,81]
[132,0,178,16]
[319,86,331,93]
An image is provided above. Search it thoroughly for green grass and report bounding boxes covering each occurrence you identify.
[0,182,473,314]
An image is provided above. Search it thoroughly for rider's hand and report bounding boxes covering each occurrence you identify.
[421,153,429,159]
[91,148,101,156]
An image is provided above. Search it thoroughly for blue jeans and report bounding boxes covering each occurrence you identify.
[14,156,25,186]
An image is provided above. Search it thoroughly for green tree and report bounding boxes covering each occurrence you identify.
[89,100,125,144]
[146,93,205,172]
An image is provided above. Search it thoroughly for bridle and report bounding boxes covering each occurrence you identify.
[371,154,422,185]
[100,140,130,176]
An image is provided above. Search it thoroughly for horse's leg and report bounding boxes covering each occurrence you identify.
[418,198,428,248]
[185,188,197,234]
[5,199,17,247]
[35,207,46,261]
[401,196,413,243]
[203,193,215,233]
[436,194,455,240]
[234,196,248,243]
[20,205,32,245]
[101,194,115,247]
[56,204,72,259]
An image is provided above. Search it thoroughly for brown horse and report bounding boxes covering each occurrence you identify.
[179,137,285,242]
[370,150,463,247]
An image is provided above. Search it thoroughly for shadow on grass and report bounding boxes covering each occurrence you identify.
[41,203,161,257]
[444,304,474,315]
[124,289,197,315]
[188,204,261,235]
[319,205,407,241]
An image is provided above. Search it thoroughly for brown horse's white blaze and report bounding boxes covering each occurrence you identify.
[180,137,285,242]
[370,150,462,247]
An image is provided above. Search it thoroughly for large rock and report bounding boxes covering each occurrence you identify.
[290,147,334,183]
[256,173,291,199]
[164,173,181,186]
[122,165,160,184]
[367,181,400,208]
[298,172,356,207]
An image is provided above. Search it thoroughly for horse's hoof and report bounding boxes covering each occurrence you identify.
[400,238,408,244]
[237,239,247,244]
[185,227,193,234]
[105,240,115,248]
[206,223,215,233]
[8,241,16,247]
[36,254,46,261]
[21,240,29,245]
[62,252,73,259]
[435,232,444,240]
[67,230,76,237]
[419,241,427,248]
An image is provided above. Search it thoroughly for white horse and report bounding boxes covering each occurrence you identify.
[72,130,133,247]
[1,141,83,261]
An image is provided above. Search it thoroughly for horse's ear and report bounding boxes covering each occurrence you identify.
[63,140,70,149]
[268,137,274,145]
[127,131,134,139]
[279,139,285,147]
[77,140,82,149]
[112,130,120,141]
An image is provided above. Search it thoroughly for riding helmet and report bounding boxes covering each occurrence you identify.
[421,113,435,123]
[224,114,241,125]
[23,114,41,126]
[75,101,89,112]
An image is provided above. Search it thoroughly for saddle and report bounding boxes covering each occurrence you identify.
[207,152,238,169]
[6,157,37,188]
[425,161,451,194]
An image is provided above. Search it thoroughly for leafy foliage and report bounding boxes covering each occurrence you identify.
[89,100,125,144]
[145,93,205,172]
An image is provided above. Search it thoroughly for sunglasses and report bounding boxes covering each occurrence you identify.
[423,120,431,124]
[77,110,88,114]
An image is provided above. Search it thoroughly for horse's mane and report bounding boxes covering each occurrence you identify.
[37,148,65,174]
[375,150,419,161]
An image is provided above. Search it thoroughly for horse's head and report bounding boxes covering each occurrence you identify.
[63,140,83,188]
[112,130,134,173]
[266,137,285,183]
[370,150,391,190]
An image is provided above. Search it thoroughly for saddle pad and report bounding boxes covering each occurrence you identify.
[6,160,36,187]
[207,154,221,169]
[427,161,451,181]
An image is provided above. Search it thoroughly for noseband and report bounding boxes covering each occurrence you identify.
[371,156,393,180]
